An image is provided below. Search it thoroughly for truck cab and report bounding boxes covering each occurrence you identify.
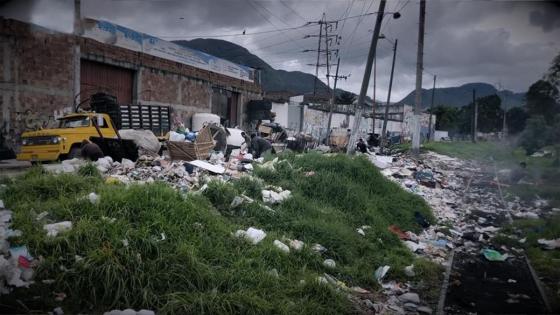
[16,113,118,162]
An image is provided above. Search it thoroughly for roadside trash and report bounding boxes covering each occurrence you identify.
[53,306,64,315]
[388,225,408,240]
[537,238,560,250]
[404,264,415,277]
[43,221,72,237]
[404,240,426,252]
[289,239,304,251]
[273,240,290,253]
[267,268,279,278]
[508,279,517,283]
[482,249,509,261]
[323,259,336,268]
[399,292,420,304]
[88,192,99,205]
[103,310,155,315]
[36,211,48,221]
[357,228,365,236]
[311,243,327,253]
[374,265,390,283]
[54,292,67,301]
[188,160,225,174]
[415,170,436,188]
[316,276,328,285]
[262,189,291,204]
[235,227,266,244]
[304,171,315,176]
[414,211,430,228]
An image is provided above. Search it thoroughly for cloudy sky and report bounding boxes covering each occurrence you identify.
[2,0,560,101]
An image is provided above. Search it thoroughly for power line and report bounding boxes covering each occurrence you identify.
[279,0,307,22]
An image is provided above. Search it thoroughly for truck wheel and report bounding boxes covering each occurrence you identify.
[68,147,81,159]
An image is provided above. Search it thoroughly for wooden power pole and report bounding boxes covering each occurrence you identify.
[380,39,398,152]
[411,0,426,154]
[347,0,387,155]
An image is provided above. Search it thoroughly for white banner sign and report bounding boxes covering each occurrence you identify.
[82,19,255,82]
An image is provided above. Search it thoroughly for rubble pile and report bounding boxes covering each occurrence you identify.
[93,151,262,192]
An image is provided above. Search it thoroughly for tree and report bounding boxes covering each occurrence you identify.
[518,115,550,155]
[506,107,529,135]
[336,90,356,105]
[458,94,504,134]
[432,105,461,134]
[525,80,560,125]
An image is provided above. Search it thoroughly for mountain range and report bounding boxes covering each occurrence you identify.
[174,39,330,96]
[174,39,525,109]
[398,82,526,109]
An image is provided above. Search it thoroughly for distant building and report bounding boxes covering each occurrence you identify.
[0,18,262,151]
[270,97,435,141]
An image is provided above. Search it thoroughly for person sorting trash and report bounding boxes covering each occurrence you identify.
[80,139,104,161]
[250,134,275,158]
[356,138,370,154]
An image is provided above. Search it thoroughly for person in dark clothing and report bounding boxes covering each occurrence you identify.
[356,138,368,154]
[80,139,104,161]
[250,134,274,158]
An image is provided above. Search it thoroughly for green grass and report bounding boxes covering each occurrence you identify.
[1,153,439,314]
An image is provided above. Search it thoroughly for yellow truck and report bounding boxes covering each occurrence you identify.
[16,113,118,162]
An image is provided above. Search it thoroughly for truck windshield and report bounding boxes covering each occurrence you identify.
[58,116,90,128]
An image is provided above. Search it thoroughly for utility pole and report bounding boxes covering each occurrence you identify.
[326,58,340,144]
[347,0,387,155]
[472,89,478,143]
[380,39,398,153]
[307,14,339,98]
[73,0,82,108]
[427,74,436,141]
[411,0,426,155]
[326,58,349,143]
[372,57,377,135]
[312,14,324,97]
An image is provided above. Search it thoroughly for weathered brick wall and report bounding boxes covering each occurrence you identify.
[0,19,75,149]
[0,17,262,150]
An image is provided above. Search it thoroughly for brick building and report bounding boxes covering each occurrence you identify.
[0,18,262,151]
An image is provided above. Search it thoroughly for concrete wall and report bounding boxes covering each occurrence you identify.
[0,18,262,150]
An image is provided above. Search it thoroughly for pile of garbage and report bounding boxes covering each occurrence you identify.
[366,151,556,314]
[0,199,35,295]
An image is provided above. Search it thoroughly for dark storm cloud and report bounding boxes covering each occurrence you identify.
[2,0,559,100]
[528,1,560,32]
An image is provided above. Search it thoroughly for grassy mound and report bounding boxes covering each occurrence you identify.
[1,154,436,314]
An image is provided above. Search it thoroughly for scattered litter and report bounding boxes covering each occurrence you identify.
[235,227,266,244]
[537,238,560,250]
[103,310,155,315]
[311,243,327,253]
[36,211,48,221]
[262,189,291,204]
[388,225,409,240]
[404,264,415,277]
[507,278,517,283]
[374,265,390,283]
[188,160,225,174]
[43,221,72,237]
[273,240,290,253]
[323,259,336,268]
[54,292,67,301]
[356,228,365,236]
[289,239,304,251]
[88,192,100,205]
[482,249,509,261]
[399,292,420,304]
